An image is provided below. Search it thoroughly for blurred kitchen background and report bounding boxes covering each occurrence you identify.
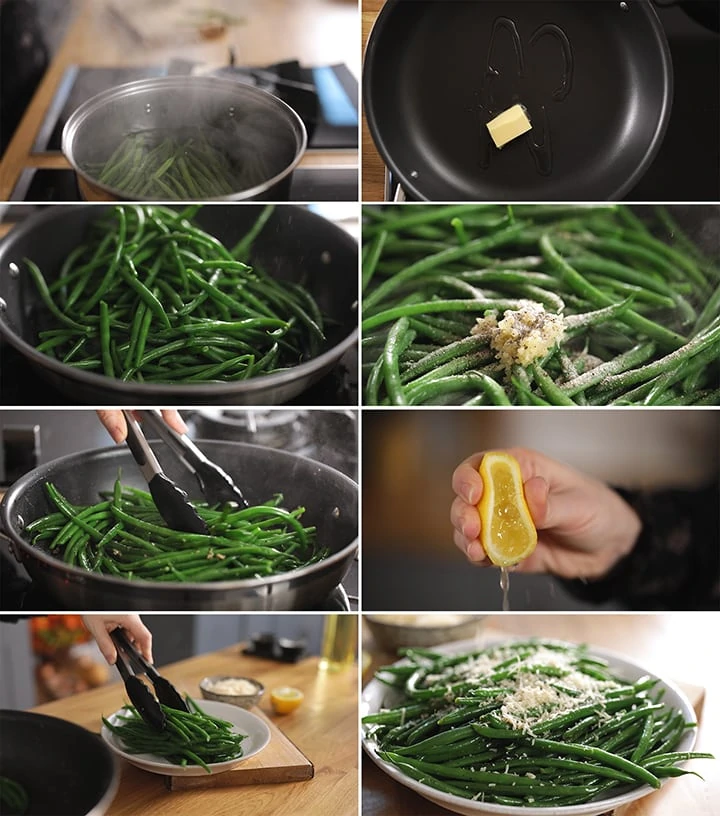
[362,409,719,612]
[0,409,358,609]
[0,612,357,710]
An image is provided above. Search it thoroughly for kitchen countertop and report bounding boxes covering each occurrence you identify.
[29,642,358,816]
[361,613,720,816]
[361,0,385,202]
[0,0,359,201]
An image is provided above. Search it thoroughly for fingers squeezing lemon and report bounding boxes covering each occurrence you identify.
[478,452,537,567]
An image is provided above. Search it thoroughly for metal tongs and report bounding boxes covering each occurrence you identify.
[110,628,188,731]
[122,409,248,535]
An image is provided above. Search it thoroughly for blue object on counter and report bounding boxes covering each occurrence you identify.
[312,66,358,127]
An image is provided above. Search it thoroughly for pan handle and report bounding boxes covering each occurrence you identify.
[0,526,22,564]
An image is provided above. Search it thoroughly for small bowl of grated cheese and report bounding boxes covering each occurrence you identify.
[199,675,265,708]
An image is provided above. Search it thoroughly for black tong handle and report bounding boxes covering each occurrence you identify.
[110,630,166,731]
[122,411,209,535]
[111,629,189,713]
[140,410,249,508]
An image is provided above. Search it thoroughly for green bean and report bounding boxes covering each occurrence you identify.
[102,699,246,772]
[363,223,527,310]
[28,479,321,584]
[230,204,275,261]
[382,318,413,405]
[0,777,29,815]
[362,205,718,405]
[23,206,328,384]
[597,320,720,394]
[91,130,253,200]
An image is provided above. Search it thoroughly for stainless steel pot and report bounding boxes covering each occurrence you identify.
[62,75,307,201]
[0,440,358,611]
[0,205,358,404]
[0,710,120,815]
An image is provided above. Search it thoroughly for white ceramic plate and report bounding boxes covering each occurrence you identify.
[101,698,271,776]
[362,638,697,816]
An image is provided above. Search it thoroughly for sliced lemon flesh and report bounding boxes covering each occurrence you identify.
[478,452,537,567]
[270,686,304,714]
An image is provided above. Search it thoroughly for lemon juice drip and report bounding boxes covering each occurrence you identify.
[500,567,510,612]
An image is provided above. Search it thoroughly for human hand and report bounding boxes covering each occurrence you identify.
[96,410,187,444]
[82,615,153,665]
[450,447,642,580]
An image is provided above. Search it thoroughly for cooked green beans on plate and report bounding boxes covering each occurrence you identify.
[103,697,246,773]
[25,478,323,583]
[362,639,713,808]
[25,204,326,384]
[362,205,720,405]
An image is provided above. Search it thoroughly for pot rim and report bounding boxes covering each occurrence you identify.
[62,75,308,201]
[0,709,121,816]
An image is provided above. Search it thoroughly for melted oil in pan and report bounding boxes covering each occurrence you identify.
[478,16,574,177]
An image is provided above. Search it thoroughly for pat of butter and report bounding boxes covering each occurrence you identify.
[486,104,532,149]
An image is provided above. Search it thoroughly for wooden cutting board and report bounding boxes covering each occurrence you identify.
[164,706,313,791]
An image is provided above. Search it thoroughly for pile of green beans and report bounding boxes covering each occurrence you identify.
[103,698,247,772]
[0,777,29,815]
[363,640,713,807]
[25,204,326,383]
[85,129,266,199]
[25,478,323,583]
[362,205,720,405]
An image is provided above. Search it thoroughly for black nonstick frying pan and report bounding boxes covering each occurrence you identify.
[364,0,674,200]
[0,710,119,816]
[0,440,358,611]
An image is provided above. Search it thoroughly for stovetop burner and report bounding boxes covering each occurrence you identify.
[383,6,719,202]
[187,409,358,480]
[190,410,313,453]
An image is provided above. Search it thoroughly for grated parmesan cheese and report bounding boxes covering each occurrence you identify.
[205,677,259,696]
[411,641,622,736]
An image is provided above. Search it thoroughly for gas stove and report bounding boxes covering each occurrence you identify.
[187,409,358,480]
[382,5,719,202]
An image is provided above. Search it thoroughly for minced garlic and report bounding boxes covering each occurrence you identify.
[471,301,565,370]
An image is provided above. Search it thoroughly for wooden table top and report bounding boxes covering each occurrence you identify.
[362,613,720,816]
[0,0,360,201]
[361,0,385,202]
[30,643,358,816]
